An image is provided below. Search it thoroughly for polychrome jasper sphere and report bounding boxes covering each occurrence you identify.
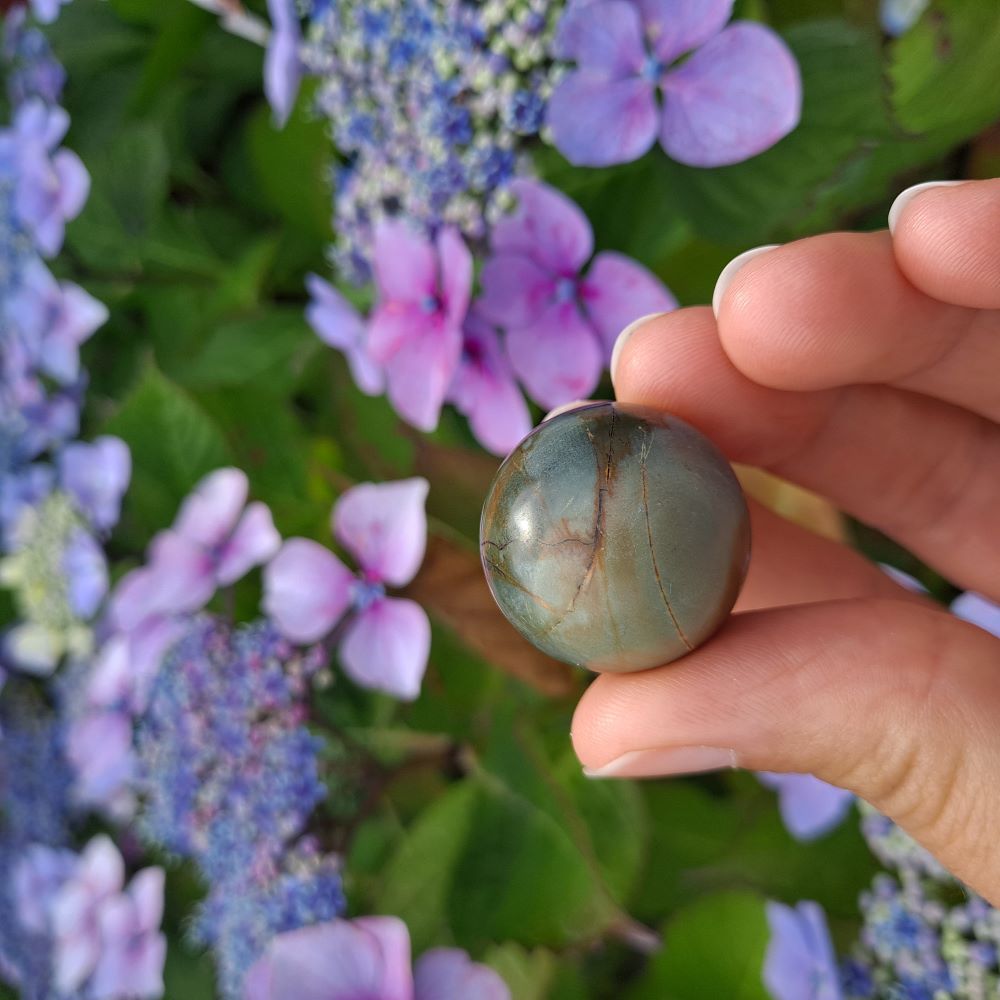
[480,402,750,673]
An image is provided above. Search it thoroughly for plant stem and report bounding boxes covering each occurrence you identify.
[184,0,271,47]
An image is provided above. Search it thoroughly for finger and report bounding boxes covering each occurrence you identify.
[613,308,1000,601]
[572,599,1000,904]
[890,178,1000,310]
[737,499,921,611]
[713,231,1000,422]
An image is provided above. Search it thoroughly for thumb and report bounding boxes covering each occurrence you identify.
[572,598,1000,903]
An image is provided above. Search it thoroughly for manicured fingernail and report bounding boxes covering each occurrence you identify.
[609,312,670,389]
[584,745,737,779]
[712,245,779,319]
[887,181,965,234]
[543,399,593,422]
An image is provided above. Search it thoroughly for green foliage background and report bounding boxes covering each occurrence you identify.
[19,0,1000,995]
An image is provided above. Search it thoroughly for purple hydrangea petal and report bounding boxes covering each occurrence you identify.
[414,948,511,1000]
[437,226,473,330]
[264,0,302,127]
[215,501,281,587]
[660,22,802,167]
[634,0,734,63]
[58,436,131,533]
[951,592,1000,639]
[333,478,428,587]
[144,531,215,616]
[62,526,109,618]
[477,252,554,330]
[52,148,90,218]
[763,901,842,1000]
[66,711,135,812]
[547,71,660,168]
[41,281,109,383]
[340,597,431,700]
[353,916,413,1000]
[12,845,76,935]
[506,302,604,409]
[582,251,678,357]
[263,538,355,643]
[372,219,438,304]
[172,467,248,548]
[490,179,594,274]
[553,0,646,76]
[757,772,855,841]
[367,301,426,365]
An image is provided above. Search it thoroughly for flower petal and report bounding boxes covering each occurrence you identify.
[264,0,302,127]
[553,0,645,77]
[305,273,365,351]
[660,22,802,167]
[372,219,437,304]
[58,436,131,533]
[547,72,659,168]
[215,501,281,586]
[437,226,473,329]
[144,531,216,616]
[263,539,354,643]
[340,598,431,700]
[353,917,412,1000]
[757,772,854,841]
[506,302,604,409]
[952,592,1000,639]
[172,468,248,548]
[128,867,165,933]
[383,320,462,432]
[763,901,842,1000]
[634,0,734,63]
[477,252,554,330]
[62,527,108,619]
[490,179,593,274]
[582,251,677,357]
[333,478,428,586]
[415,949,511,1000]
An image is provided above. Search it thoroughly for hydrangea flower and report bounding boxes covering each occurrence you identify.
[880,0,930,36]
[2,11,67,105]
[65,709,136,817]
[264,478,431,700]
[12,843,76,934]
[757,773,855,842]
[244,917,510,1000]
[264,0,302,126]
[547,0,802,168]
[763,900,842,1000]
[479,179,676,408]
[367,221,472,431]
[58,436,131,534]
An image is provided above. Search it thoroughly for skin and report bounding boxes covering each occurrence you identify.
[570,178,1000,904]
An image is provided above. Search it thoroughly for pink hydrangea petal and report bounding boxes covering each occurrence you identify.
[952,592,1000,638]
[635,0,734,63]
[339,598,431,701]
[437,226,473,329]
[305,273,365,351]
[172,467,248,547]
[553,0,645,76]
[215,501,281,586]
[79,835,126,897]
[368,301,427,364]
[450,350,532,458]
[582,251,677,358]
[477,252,554,330]
[108,565,163,633]
[262,538,354,643]
[373,219,438,304]
[547,71,660,168]
[506,302,604,409]
[128,868,165,933]
[660,22,802,167]
[491,179,593,274]
[53,928,100,994]
[144,531,216,616]
[382,320,462,432]
[66,711,135,808]
[353,917,413,1000]
[333,478,429,586]
[415,949,511,1000]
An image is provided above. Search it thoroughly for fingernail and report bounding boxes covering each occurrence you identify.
[609,312,670,389]
[712,245,779,319]
[584,745,738,780]
[887,181,965,234]
[543,399,593,422]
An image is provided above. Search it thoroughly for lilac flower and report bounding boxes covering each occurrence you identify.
[111,468,280,631]
[244,917,510,1000]
[305,272,384,395]
[757,773,855,841]
[951,591,1000,638]
[50,834,125,994]
[764,900,843,1000]
[366,222,472,431]
[479,179,676,409]
[264,478,431,700]
[448,310,532,457]
[58,435,131,533]
[547,0,802,168]
[264,0,302,127]
[90,867,166,1000]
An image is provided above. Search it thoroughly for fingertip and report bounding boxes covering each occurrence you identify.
[609,311,673,389]
[887,180,966,235]
[711,245,780,318]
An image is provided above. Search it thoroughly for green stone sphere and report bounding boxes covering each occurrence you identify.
[480,402,750,673]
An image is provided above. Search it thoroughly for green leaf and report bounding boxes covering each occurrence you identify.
[482,943,556,1000]
[890,0,1000,134]
[628,892,771,1000]
[103,365,232,544]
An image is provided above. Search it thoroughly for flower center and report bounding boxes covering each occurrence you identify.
[352,579,386,613]
[420,293,441,314]
[640,53,664,83]
[553,276,577,304]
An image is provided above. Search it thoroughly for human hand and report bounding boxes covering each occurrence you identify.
[571,179,1000,903]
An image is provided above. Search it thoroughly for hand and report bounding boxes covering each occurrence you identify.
[571,179,1000,903]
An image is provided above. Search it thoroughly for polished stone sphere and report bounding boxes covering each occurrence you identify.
[480,402,750,673]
